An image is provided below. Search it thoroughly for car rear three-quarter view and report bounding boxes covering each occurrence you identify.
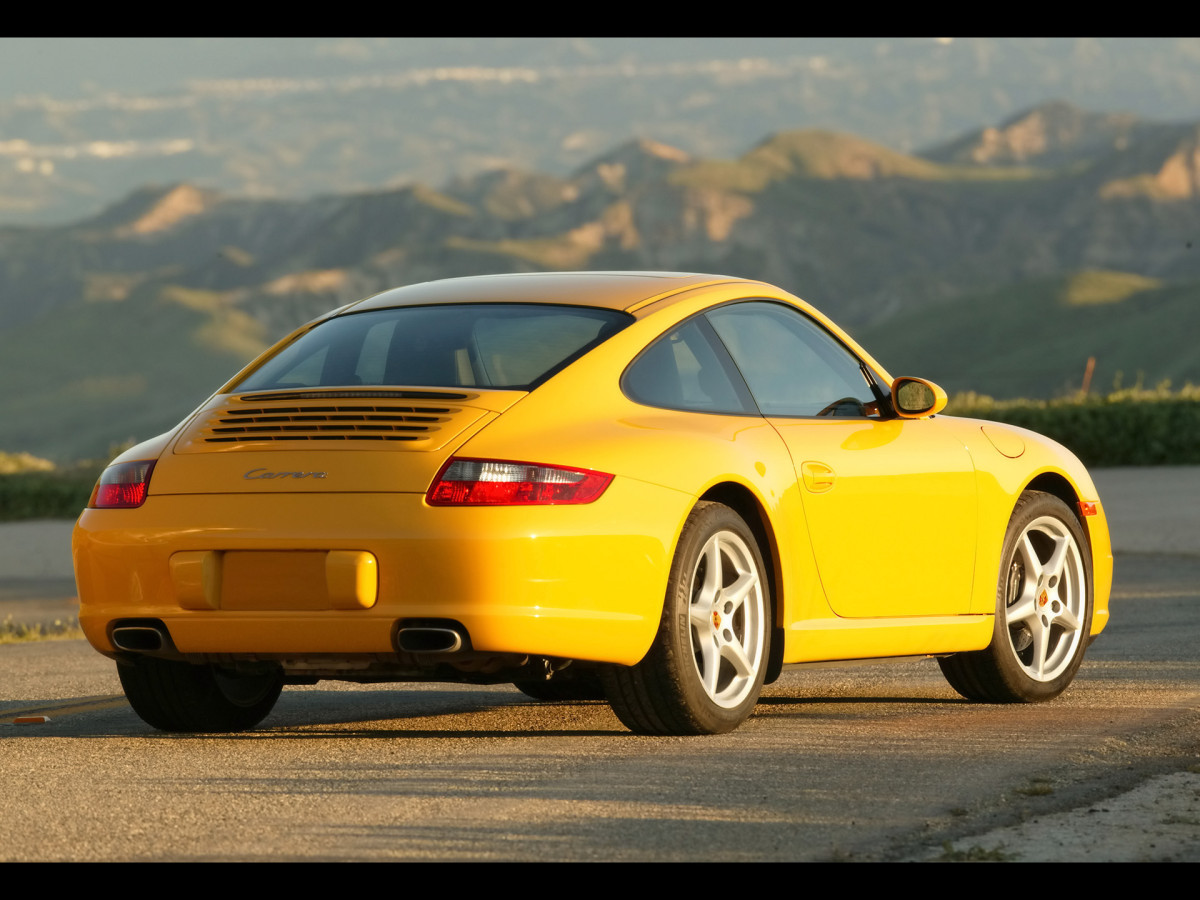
[73,272,1113,736]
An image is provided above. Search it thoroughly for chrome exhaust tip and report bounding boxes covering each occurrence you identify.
[395,627,464,654]
[111,625,169,653]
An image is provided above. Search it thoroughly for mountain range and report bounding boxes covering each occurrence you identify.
[2,99,1198,462]
[5,38,1200,228]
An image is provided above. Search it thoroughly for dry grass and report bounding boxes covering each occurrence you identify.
[0,614,84,644]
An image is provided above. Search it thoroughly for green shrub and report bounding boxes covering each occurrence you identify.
[947,384,1200,467]
[0,464,102,522]
[0,614,84,643]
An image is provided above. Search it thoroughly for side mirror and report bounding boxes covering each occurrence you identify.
[891,377,948,418]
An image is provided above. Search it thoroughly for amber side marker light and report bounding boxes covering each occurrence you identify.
[1078,500,1098,517]
[88,460,157,509]
[426,458,613,506]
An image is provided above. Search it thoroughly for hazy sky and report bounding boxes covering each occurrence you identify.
[3,38,1197,114]
[0,39,817,100]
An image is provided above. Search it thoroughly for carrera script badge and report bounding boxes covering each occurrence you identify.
[243,468,328,480]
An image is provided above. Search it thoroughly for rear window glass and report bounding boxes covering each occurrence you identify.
[234,304,633,392]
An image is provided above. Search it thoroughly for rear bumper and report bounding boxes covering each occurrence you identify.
[73,481,687,666]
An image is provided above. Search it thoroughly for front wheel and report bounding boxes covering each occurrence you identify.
[939,491,1093,702]
[117,657,283,732]
[603,502,770,735]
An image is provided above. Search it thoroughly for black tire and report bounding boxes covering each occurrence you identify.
[117,657,283,733]
[602,502,771,735]
[939,491,1093,703]
[513,671,606,702]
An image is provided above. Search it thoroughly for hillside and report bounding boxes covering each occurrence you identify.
[855,270,1200,399]
[0,288,269,461]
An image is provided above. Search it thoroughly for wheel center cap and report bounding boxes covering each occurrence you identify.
[1038,589,1049,608]
[712,610,722,629]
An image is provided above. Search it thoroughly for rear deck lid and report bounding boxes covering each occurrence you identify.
[152,388,524,494]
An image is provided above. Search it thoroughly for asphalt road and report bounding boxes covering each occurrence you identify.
[0,467,1197,861]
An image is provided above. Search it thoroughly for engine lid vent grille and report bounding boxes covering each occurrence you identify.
[174,391,489,452]
[208,402,452,443]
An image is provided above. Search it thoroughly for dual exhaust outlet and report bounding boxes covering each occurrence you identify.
[111,621,466,655]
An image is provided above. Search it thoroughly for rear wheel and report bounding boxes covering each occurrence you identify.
[939,491,1092,702]
[603,502,770,735]
[117,657,282,732]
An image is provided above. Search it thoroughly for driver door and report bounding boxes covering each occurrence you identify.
[705,301,978,618]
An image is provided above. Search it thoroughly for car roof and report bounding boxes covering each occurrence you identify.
[343,271,756,315]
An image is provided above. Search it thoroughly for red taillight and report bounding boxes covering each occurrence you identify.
[88,460,156,509]
[426,458,613,506]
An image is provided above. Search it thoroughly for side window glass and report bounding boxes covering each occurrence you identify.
[706,302,879,418]
[623,318,755,415]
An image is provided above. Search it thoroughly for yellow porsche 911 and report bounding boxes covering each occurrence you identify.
[73,272,1112,735]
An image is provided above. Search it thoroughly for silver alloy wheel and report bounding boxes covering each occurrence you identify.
[1003,514,1087,682]
[687,530,766,709]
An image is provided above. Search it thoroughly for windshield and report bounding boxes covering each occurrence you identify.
[234,303,634,393]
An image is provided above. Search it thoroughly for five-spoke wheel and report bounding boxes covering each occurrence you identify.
[1001,512,1088,683]
[686,528,767,710]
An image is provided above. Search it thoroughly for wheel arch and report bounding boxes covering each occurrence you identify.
[698,480,786,683]
[1022,471,1092,546]
[1018,470,1109,638]
[1023,470,1079,510]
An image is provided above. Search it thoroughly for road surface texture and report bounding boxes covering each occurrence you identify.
[1,467,1197,861]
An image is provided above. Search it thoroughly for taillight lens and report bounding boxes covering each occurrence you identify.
[88,460,157,509]
[426,458,613,506]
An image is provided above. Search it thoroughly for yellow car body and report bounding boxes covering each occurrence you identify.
[73,272,1112,735]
